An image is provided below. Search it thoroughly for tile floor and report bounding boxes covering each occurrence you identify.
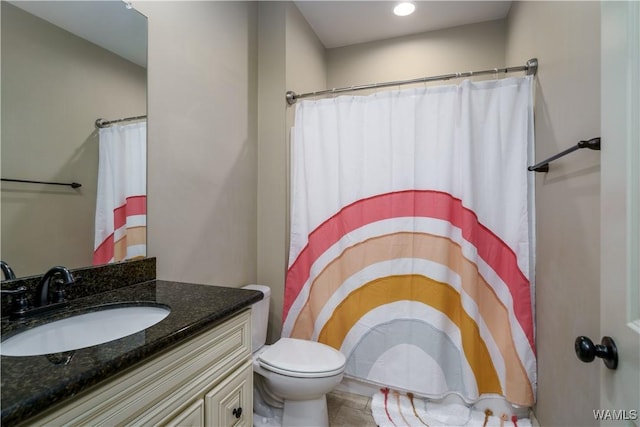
[327,390,377,427]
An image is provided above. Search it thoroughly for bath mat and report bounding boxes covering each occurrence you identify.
[371,388,533,427]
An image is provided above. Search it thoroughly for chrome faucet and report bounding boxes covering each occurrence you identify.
[1,261,16,281]
[36,266,75,307]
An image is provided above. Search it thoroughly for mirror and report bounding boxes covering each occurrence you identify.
[1,1,147,278]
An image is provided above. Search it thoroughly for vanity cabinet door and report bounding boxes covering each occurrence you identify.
[164,399,204,427]
[204,360,253,427]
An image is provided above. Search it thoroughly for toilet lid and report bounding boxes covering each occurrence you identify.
[257,338,346,376]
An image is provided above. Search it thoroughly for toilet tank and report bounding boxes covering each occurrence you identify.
[242,284,270,352]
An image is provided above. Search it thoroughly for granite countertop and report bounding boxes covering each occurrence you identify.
[0,279,263,426]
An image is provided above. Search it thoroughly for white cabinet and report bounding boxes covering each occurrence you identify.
[160,360,253,427]
[205,361,253,427]
[24,310,253,427]
[165,400,204,427]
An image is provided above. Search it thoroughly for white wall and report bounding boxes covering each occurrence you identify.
[506,2,601,425]
[135,1,258,286]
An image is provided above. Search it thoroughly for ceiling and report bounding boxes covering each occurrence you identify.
[9,1,512,66]
[294,1,513,49]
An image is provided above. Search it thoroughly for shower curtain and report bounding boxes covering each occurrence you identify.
[283,76,536,406]
[93,121,147,265]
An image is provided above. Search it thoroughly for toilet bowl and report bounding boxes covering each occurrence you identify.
[243,285,346,427]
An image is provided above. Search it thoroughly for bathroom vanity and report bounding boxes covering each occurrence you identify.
[0,270,263,426]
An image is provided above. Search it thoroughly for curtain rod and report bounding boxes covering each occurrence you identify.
[95,115,146,129]
[286,58,538,105]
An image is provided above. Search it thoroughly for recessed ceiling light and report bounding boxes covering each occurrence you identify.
[393,2,415,17]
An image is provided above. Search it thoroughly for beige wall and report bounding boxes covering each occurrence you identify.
[285,4,327,97]
[135,1,258,286]
[257,2,327,341]
[1,2,146,277]
[506,2,601,425]
[327,19,506,89]
[257,1,288,341]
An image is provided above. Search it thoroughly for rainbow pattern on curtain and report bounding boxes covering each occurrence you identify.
[93,121,147,265]
[283,77,536,407]
[93,195,147,264]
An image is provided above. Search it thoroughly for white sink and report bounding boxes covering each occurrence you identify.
[0,304,170,357]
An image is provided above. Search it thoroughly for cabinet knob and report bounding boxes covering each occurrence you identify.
[574,336,618,370]
[232,407,243,419]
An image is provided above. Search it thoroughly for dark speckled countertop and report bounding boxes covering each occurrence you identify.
[0,279,263,426]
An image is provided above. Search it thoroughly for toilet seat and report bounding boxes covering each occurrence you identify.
[258,361,345,378]
[257,338,346,378]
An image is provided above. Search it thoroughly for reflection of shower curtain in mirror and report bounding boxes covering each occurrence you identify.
[283,76,536,406]
[93,122,146,265]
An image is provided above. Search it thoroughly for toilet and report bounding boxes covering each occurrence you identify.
[243,285,346,427]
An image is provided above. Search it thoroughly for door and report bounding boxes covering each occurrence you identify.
[204,360,253,427]
[164,400,205,427]
[601,0,640,423]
